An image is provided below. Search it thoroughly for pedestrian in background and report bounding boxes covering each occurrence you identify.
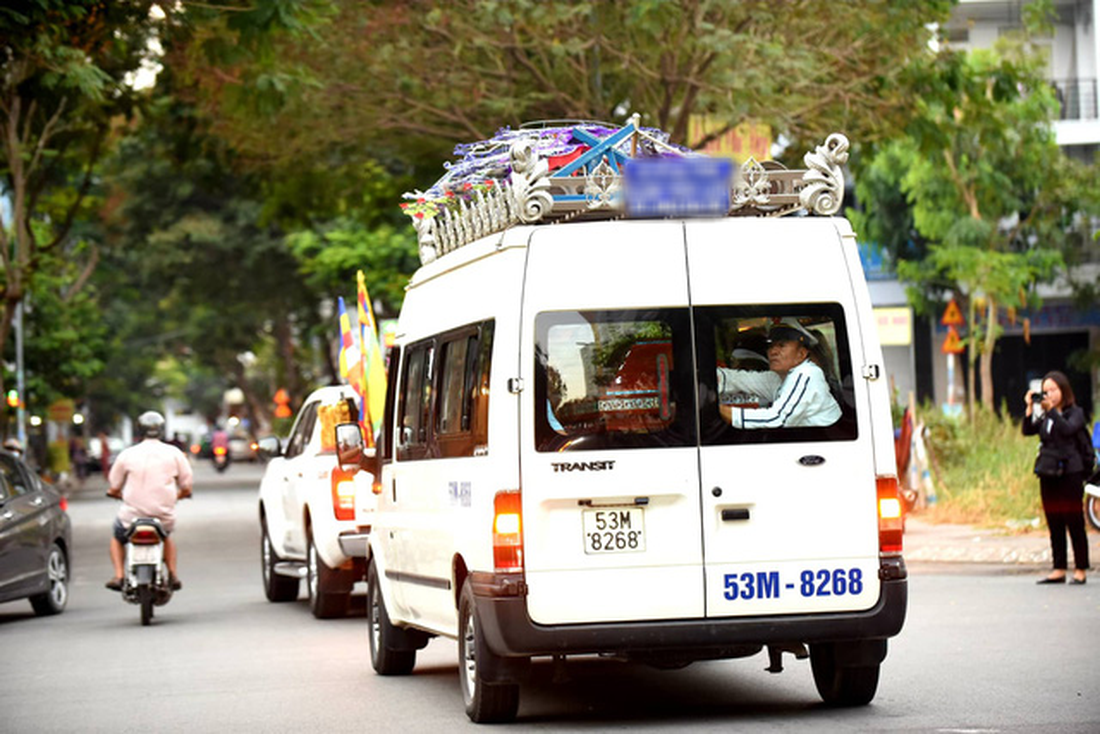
[1023,370,1090,585]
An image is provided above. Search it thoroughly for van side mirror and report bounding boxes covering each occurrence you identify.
[335,422,375,473]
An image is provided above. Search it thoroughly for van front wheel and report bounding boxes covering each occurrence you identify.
[458,580,521,723]
[809,642,880,706]
[366,561,416,675]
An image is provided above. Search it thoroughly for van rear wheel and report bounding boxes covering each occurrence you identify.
[458,580,520,723]
[809,642,880,706]
[366,561,416,675]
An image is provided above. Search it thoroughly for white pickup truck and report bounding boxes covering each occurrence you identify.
[257,385,375,618]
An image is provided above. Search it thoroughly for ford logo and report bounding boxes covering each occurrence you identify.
[798,455,826,466]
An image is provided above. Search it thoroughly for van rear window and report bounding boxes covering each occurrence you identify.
[696,303,858,445]
[534,309,697,452]
[535,304,858,452]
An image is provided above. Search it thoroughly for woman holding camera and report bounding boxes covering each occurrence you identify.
[1023,371,1090,584]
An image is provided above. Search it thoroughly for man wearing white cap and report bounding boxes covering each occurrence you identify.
[717,318,841,429]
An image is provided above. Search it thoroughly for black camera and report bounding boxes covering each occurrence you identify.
[1031,392,1046,403]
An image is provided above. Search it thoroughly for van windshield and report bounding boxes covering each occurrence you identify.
[535,303,858,452]
[534,309,697,451]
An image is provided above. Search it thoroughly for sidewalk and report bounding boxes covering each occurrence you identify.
[904,516,1100,566]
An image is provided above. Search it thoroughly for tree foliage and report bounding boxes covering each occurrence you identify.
[0,0,159,407]
[851,8,1099,415]
[183,0,953,167]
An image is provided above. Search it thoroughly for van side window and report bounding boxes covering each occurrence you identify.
[436,321,493,458]
[534,309,696,452]
[396,320,493,461]
[439,336,473,435]
[398,342,434,459]
[697,303,858,445]
[378,345,402,463]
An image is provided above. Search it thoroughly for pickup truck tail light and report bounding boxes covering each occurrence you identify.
[331,468,356,521]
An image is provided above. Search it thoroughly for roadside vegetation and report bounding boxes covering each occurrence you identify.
[916,407,1044,530]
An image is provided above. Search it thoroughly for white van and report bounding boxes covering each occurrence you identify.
[341,128,906,723]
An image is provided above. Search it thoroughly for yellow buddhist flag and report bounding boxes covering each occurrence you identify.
[357,271,387,441]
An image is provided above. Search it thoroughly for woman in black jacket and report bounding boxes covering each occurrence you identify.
[1023,371,1090,584]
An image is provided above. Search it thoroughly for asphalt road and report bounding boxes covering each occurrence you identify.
[2,461,1099,733]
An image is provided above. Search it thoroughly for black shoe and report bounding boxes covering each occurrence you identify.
[1070,577,1087,585]
[1037,575,1066,584]
[169,575,182,591]
[105,578,123,592]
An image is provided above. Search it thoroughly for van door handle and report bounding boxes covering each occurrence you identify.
[721,508,751,522]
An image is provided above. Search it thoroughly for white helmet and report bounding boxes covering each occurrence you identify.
[3,437,23,454]
[137,410,166,439]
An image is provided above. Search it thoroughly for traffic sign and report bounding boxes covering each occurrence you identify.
[941,299,964,326]
[941,326,965,354]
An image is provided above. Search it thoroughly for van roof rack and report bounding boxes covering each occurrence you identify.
[402,114,849,265]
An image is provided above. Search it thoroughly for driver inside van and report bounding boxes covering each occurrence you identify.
[717,318,842,429]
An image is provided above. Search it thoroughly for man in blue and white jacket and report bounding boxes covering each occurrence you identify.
[717,319,841,429]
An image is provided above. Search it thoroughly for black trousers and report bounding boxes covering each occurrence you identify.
[1039,471,1090,571]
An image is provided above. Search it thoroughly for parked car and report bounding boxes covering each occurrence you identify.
[0,449,72,616]
[256,385,375,618]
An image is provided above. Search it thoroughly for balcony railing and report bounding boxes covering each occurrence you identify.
[1052,78,1097,121]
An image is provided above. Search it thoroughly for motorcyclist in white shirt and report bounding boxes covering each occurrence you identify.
[105,411,193,591]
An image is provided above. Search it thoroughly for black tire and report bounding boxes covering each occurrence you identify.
[261,515,300,602]
[139,586,155,626]
[307,527,350,619]
[458,580,520,723]
[29,543,68,616]
[366,561,416,675]
[810,642,880,707]
[1086,495,1100,532]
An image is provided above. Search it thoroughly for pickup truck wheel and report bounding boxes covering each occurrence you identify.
[366,561,416,675]
[307,527,350,619]
[261,516,300,602]
[458,580,520,723]
[810,642,880,707]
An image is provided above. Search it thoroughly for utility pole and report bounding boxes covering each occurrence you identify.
[15,300,26,445]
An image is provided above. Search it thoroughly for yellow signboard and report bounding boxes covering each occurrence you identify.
[688,117,772,162]
[874,307,913,347]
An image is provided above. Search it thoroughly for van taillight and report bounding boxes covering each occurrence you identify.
[877,476,904,555]
[493,490,523,572]
[331,468,356,521]
[130,528,160,545]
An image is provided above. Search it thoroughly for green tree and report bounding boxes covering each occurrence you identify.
[852,9,1098,416]
[182,0,953,167]
[0,0,158,406]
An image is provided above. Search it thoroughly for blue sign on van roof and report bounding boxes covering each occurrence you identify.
[623,157,733,218]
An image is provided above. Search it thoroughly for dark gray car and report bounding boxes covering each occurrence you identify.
[0,450,72,615]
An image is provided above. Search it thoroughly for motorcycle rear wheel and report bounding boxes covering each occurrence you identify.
[1086,495,1100,532]
[139,586,154,626]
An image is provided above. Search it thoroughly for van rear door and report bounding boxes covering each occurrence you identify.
[685,218,882,618]
[518,221,706,625]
